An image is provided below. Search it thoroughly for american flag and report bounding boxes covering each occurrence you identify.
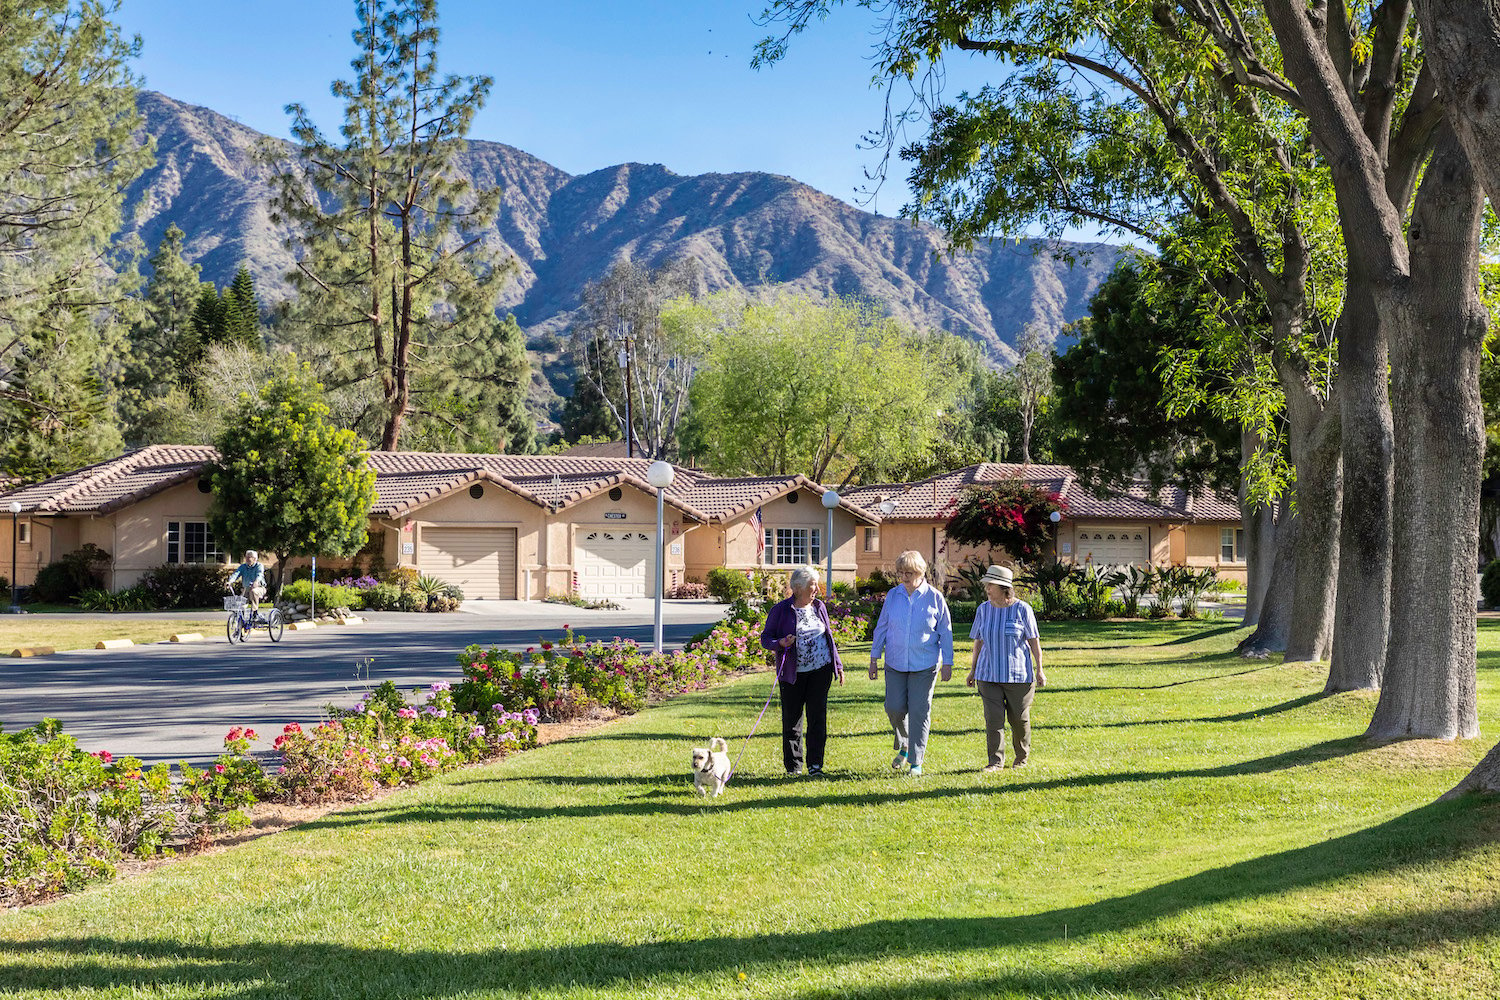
[752,506,765,564]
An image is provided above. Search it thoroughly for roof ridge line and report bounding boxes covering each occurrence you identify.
[42,446,159,512]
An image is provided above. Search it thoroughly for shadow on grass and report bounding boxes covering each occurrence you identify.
[1043,692,1332,730]
[1043,662,1278,693]
[305,736,1372,825]
[5,796,1497,998]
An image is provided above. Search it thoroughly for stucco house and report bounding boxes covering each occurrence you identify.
[0,447,874,599]
[0,450,1241,599]
[841,463,1245,585]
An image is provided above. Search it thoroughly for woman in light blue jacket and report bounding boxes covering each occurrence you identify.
[868,550,953,777]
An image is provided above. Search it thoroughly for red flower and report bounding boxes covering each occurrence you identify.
[284,722,303,734]
[541,642,553,650]
[93,750,113,763]
[225,727,244,742]
[214,763,226,774]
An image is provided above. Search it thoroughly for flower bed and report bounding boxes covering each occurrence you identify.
[0,685,537,906]
[0,604,786,905]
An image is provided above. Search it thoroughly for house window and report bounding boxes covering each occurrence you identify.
[863,525,880,553]
[763,527,821,565]
[166,520,224,564]
[16,521,29,545]
[1220,527,1245,562]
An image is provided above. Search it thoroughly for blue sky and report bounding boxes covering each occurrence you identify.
[113,0,1010,219]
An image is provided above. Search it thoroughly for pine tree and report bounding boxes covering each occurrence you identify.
[119,225,204,443]
[0,1,152,481]
[268,0,513,451]
[225,266,262,348]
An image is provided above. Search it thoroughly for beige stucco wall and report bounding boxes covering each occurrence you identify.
[709,490,863,586]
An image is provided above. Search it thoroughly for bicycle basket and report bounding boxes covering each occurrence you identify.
[223,596,248,611]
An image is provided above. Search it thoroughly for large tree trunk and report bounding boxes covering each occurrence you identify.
[1237,493,1295,656]
[1240,429,1275,628]
[1412,1,1500,211]
[1368,131,1485,742]
[1281,374,1341,665]
[1326,278,1394,691]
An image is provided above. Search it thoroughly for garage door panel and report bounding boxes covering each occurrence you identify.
[576,529,652,599]
[1076,529,1148,568]
[419,527,516,600]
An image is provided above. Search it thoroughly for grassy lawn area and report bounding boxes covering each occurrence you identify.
[0,616,223,652]
[2,618,1499,997]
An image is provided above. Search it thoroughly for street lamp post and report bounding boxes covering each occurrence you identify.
[8,501,21,614]
[647,460,676,654]
[1050,509,1063,563]
[821,489,839,596]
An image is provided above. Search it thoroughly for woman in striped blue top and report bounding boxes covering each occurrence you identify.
[965,564,1046,771]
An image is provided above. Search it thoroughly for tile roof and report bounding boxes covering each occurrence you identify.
[675,475,880,525]
[0,451,1237,525]
[842,463,1239,523]
[1,445,218,514]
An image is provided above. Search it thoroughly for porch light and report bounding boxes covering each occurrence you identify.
[647,461,675,653]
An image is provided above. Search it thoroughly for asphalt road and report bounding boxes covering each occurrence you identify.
[0,599,729,764]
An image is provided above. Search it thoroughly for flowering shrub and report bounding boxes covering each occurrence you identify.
[668,581,710,599]
[455,616,772,721]
[943,480,1067,564]
[0,721,276,904]
[329,575,380,589]
[176,728,275,848]
[824,594,882,643]
[275,682,538,803]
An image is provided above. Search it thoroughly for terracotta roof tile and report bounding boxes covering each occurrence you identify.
[843,463,1237,523]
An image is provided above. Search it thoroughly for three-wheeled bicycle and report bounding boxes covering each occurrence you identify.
[224,580,285,643]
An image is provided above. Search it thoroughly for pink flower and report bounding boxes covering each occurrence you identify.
[244,729,259,740]
[226,727,244,742]
[397,757,410,768]
[93,750,113,763]
[214,763,226,774]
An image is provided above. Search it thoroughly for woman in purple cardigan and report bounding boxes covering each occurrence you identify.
[760,565,846,775]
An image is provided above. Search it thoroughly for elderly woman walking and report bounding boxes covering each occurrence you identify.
[869,550,954,777]
[966,565,1046,771]
[761,565,845,776]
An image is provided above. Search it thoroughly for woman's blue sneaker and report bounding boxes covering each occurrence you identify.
[908,765,923,777]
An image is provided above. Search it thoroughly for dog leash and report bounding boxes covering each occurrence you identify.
[726,673,778,785]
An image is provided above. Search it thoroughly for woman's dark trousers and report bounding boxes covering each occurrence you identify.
[780,664,835,773]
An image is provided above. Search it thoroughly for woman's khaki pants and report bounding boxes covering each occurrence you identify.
[975,679,1034,767]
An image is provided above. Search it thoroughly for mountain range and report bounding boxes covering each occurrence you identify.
[121,91,1127,410]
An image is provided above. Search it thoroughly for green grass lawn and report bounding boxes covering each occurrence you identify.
[0,617,226,653]
[3,619,1500,998]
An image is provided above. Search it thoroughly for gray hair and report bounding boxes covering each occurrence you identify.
[789,565,821,591]
[894,550,927,576]
[244,549,258,560]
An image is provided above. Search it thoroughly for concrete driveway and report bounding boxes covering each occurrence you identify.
[0,599,728,764]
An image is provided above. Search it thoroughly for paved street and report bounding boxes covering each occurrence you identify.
[0,599,728,764]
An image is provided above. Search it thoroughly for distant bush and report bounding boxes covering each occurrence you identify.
[668,581,709,599]
[140,563,231,610]
[31,544,112,604]
[1483,561,1500,609]
[279,579,363,611]
[706,567,753,603]
[76,586,153,612]
[361,582,401,611]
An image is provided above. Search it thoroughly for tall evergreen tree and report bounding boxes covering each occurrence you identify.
[0,1,152,481]
[119,224,204,443]
[267,0,512,451]
[225,266,262,347]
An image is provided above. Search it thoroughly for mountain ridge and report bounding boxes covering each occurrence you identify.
[121,90,1126,407]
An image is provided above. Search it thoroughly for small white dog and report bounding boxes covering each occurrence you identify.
[691,737,732,797]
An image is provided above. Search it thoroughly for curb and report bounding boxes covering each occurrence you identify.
[169,633,207,643]
[95,639,134,650]
[287,622,317,631]
[11,646,56,658]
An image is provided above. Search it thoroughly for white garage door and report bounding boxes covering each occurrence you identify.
[1076,529,1148,568]
[576,528,653,600]
[419,527,516,600]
